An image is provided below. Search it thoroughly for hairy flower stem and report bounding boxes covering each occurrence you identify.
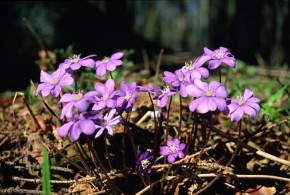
[117,110,137,160]
[195,113,213,161]
[178,94,182,137]
[194,121,242,195]
[148,93,159,156]
[104,135,113,171]
[31,81,60,123]
[68,139,92,176]
[160,165,172,195]
[185,111,198,155]
[165,96,173,142]
[85,136,122,195]
[74,72,78,91]
[109,72,114,80]
[122,114,129,169]
[219,66,222,83]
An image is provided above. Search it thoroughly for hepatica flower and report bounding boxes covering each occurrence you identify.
[155,86,176,108]
[226,89,260,122]
[163,69,191,97]
[197,47,236,70]
[59,92,92,120]
[116,81,139,113]
[181,60,209,80]
[136,151,154,175]
[186,79,228,113]
[58,112,101,141]
[95,109,122,138]
[61,54,96,72]
[85,79,117,111]
[95,52,123,77]
[35,67,74,98]
[160,138,186,163]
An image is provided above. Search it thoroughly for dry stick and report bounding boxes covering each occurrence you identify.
[244,117,290,140]
[0,187,42,195]
[5,161,74,174]
[142,48,150,74]
[20,93,43,131]
[209,125,290,167]
[23,17,53,70]
[154,49,164,86]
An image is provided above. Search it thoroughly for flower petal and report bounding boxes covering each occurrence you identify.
[79,59,95,68]
[40,70,53,83]
[106,79,115,93]
[208,60,222,69]
[110,52,124,60]
[80,120,96,135]
[221,57,236,67]
[243,89,254,101]
[185,84,204,97]
[96,64,107,77]
[58,121,73,137]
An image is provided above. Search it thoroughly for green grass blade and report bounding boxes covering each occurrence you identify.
[42,146,51,195]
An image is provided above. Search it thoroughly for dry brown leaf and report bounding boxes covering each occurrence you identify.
[236,186,276,195]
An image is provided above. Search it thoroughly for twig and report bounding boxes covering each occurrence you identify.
[0,187,42,194]
[165,173,290,182]
[154,49,164,86]
[210,125,290,167]
[5,161,74,174]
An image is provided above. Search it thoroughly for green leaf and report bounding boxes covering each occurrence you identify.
[268,85,288,104]
[26,85,37,104]
[42,146,51,195]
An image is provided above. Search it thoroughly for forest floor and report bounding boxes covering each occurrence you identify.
[0,56,289,194]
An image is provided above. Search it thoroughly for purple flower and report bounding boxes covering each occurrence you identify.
[186,79,228,113]
[59,92,93,120]
[95,109,122,138]
[181,60,209,80]
[160,138,186,163]
[61,54,96,72]
[95,52,123,77]
[58,112,101,141]
[35,67,74,98]
[136,151,154,175]
[116,81,139,113]
[163,69,192,97]
[85,79,117,111]
[196,47,236,70]
[137,83,161,95]
[226,89,260,122]
[155,86,176,108]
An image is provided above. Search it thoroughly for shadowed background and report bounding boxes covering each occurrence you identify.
[1,1,289,92]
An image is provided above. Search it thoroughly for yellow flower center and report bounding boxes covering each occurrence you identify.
[206,91,212,96]
[170,146,177,152]
[103,93,109,100]
[125,94,131,101]
[185,61,194,70]
[75,94,82,100]
[103,57,110,63]
[237,95,244,105]
[162,86,170,93]
[69,54,81,63]
[141,159,150,169]
[179,77,184,82]
[52,79,58,84]
[216,50,224,59]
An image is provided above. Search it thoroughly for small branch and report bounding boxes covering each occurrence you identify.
[154,49,164,86]
[165,173,290,182]
[209,126,290,167]
[0,187,42,194]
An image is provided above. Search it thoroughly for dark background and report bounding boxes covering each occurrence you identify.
[1,1,289,92]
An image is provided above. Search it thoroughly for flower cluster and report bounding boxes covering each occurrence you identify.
[35,46,261,177]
